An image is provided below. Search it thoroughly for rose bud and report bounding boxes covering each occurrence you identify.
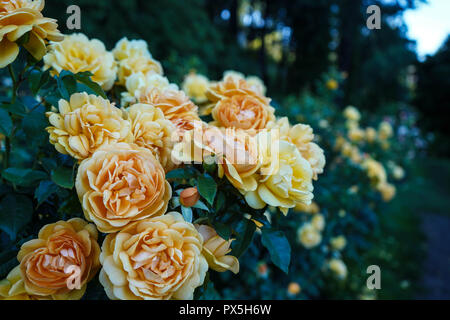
[180,187,200,207]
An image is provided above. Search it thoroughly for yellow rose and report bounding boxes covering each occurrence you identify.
[275,117,325,180]
[172,126,260,193]
[377,182,396,202]
[287,282,301,296]
[348,127,365,142]
[126,103,176,171]
[182,72,210,103]
[122,73,178,106]
[113,37,151,61]
[326,79,338,90]
[195,224,239,274]
[378,121,393,140]
[365,127,377,143]
[297,223,321,249]
[311,213,325,231]
[46,92,131,160]
[44,33,116,91]
[330,236,347,251]
[138,87,201,135]
[0,0,63,67]
[76,142,171,233]
[343,106,361,122]
[328,259,347,279]
[99,212,208,300]
[0,218,100,300]
[113,37,162,86]
[362,158,387,187]
[245,135,314,215]
[246,75,266,96]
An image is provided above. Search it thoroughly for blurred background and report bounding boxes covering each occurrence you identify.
[6,0,449,299]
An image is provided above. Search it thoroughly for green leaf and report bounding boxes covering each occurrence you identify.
[166,167,198,181]
[74,72,107,98]
[2,168,47,186]
[192,200,209,211]
[231,218,256,257]
[197,174,217,206]
[261,228,291,274]
[1,100,27,116]
[181,206,193,223]
[213,221,232,240]
[35,180,59,207]
[0,194,33,240]
[0,109,12,136]
[51,167,74,189]
[214,191,226,212]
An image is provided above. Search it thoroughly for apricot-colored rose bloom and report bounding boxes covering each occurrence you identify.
[0,266,52,300]
[275,117,325,180]
[126,103,176,171]
[76,142,171,233]
[0,0,63,68]
[172,126,260,193]
[43,33,117,90]
[99,212,208,300]
[182,72,209,103]
[245,136,314,215]
[207,75,275,131]
[113,37,162,86]
[46,92,131,160]
[195,224,239,274]
[0,218,100,300]
[138,87,201,135]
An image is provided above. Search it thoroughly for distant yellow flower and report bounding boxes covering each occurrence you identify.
[0,0,63,68]
[328,259,347,279]
[377,182,396,202]
[295,201,320,214]
[311,214,325,231]
[44,33,117,90]
[195,224,239,274]
[182,72,210,103]
[378,121,393,140]
[330,236,347,251]
[297,223,321,249]
[392,165,405,180]
[348,127,365,142]
[287,282,301,296]
[365,127,377,143]
[362,158,387,187]
[326,79,338,90]
[343,106,361,122]
[46,92,131,160]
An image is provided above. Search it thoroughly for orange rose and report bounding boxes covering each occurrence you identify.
[75,142,171,233]
[211,95,275,131]
[99,212,208,300]
[1,218,100,300]
[138,87,201,135]
[206,75,275,131]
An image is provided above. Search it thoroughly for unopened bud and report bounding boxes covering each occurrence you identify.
[180,187,200,207]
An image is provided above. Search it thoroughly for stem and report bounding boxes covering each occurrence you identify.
[8,64,17,103]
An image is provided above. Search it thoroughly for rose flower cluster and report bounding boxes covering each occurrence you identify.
[0,14,324,298]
